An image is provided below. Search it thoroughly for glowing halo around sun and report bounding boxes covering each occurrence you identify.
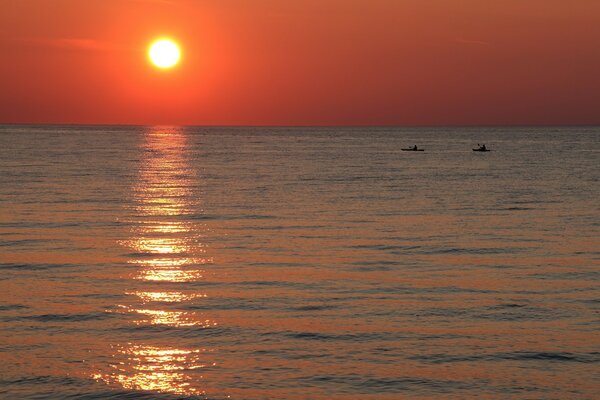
[148,39,181,69]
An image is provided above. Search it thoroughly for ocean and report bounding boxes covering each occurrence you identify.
[0,125,598,399]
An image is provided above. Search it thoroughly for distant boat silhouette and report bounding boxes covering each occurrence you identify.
[401,145,424,151]
[473,144,490,152]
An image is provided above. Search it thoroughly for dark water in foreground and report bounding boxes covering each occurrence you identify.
[0,125,598,399]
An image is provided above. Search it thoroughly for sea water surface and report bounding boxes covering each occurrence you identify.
[0,126,598,399]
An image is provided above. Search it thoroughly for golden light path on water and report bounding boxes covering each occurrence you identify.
[129,291,206,303]
[94,127,216,396]
[94,345,214,396]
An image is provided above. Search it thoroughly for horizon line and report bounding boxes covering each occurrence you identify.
[2,122,600,129]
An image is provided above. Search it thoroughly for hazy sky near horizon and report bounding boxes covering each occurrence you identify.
[1,0,599,126]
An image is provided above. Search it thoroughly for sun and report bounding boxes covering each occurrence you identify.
[148,39,181,69]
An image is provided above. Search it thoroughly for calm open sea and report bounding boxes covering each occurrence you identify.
[0,125,598,399]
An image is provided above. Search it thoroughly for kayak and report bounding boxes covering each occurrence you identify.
[401,148,424,151]
[472,148,490,152]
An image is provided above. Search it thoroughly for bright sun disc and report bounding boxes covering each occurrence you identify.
[148,39,181,69]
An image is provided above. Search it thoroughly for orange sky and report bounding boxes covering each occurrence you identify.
[1,0,599,126]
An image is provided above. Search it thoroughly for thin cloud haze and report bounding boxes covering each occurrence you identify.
[14,37,127,52]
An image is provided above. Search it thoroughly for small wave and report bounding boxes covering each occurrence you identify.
[474,308,570,322]
[0,239,59,247]
[0,342,48,352]
[350,260,401,271]
[0,263,79,270]
[347,244,421,251]
[249,224,327,231]
[525,271,600,281]
[426,286,497,294]
[489,303,528,309]
[189,213,277,221]
[0,375,81,387]
[346,244,527,255]
[420,246,527,255]
[504,352,600,362]
[292,374,481,393]
[237,280,317,290]
[280,331,397,342]
[186,300,268,311]
[289,304,338,312]
[0,304,29,311]
[0,375,211,400]
[352,260,400,266]
[0,221,82,228]
[411,351,600,364]
[352,264,393,271]
[111,322,228,339]
[21,312,113,323]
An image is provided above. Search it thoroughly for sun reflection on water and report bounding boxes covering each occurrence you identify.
[135,265,205,282]
[142,220,191,234]
[130,237,189,254]
[114,305,216,327]
[128,291,206,303]
[93,345,214,396]
[134,309,216,327]
[96,127,216,397]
